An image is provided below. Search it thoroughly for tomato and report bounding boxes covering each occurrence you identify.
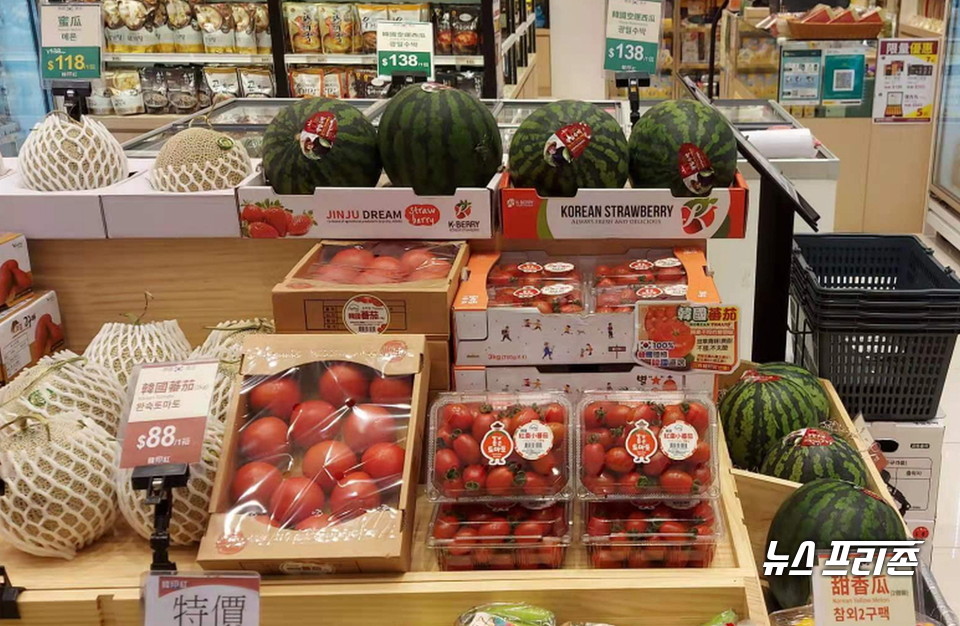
[546,421,566,445]
[542,402,565,423]
[660,404,686,428]
[295,513,333,530]
[487,267,515,286]
[582,442,606,477]
[661,378,679,391]
[585,428,613,449]
[586,515,611,537]
[665,547,691,568]
[329,471,381,517]
[687,441,711,465]
[604,404,632,429]
[230,461,282,506]
[289,400,341,449]
[528,504,566,536]
[582,402,611,429]
[627,549,652,568]
[611,426,628,447]
[631,403,662,425]
[303,440,358,492]
[449,527,479,556]
[617,471,647,496]
[692,464,712,488]
[583,471,617,496]
[471,411,497,442]
[477,517,511,542]
[642,538,668,562]
[659,520,691,538]
[434,448,461,481]
[248,377,301,419]
[342,404,396,453]
[649,503,679,521]
[400,248,436,273]
[311,264,357,283]
[369,376,413,405]
[690,501,715,525]
[591,547,624,568]
[239,417,291,465]
[513,521,545,544]
[520,471,550,495]
[513,407,541,429]
[488,551,515,569]
[656,266,686,283]
[441,403,474,432]
[361,442,405,482]
[539,541,565,568]
[643,305,678,336]
[684,402,710,434]
[269,477,325,526]
[605,447,635,474]
[319,363,370,407]
[660,468,695,495]
[624,510,650,535]
[329,247,375,268]
[650,320,696,359]
[642,450,671,477]
[461,464,487,492]
[452,433,482,465]
[486,467,517,496]
[442,475,465,497]
[433,514,460,540]
[529,451,558,476]
[436,425,455,449]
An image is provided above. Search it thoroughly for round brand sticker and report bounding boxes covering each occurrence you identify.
[342,295,390,334]
[540,283,574,296]
[625,420,659,463]
[480,421,514,465]
[654,257,682,268]
[517,261,544,274]
[512,286,541,300]
[659,421,699,461]
[544,122,592,167]
[678,143,716,195]
[300,111,338,161]
[629,259,655,271]
[513,420,554,461]
[544,261,575,274]
[636,286,664,299]
[663,284,688,297]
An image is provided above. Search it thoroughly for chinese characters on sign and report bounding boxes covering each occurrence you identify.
[377,21,435,79]
[604,0,663,74]
[873,39,939,123]
[810,550,918,624]
[634,305,739,372]
[144,572,260,626]
[40,3,102,81]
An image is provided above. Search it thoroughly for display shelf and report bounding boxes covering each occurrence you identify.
[501,12,537,53]
[503,54,537,99]
[103,53,274,65]
[284,53,485,66]
[900,23,945,37]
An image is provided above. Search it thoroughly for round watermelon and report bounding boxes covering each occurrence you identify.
[628,99,737,197]
[507,100,628,197]
[760,427,868,486]
[262,98,381,195]
[755,362,830,420]
[766,479,906,609]
[378,83,502,196]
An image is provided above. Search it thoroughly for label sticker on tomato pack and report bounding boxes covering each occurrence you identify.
[512,285,541,300]
[517,261,543,274]
[481,421,514,465]
[678,142,716,195]
[300,111,338,161]
[654,257,682,268]
[543,261,575,274]
[798,428,835,447]
[625,419,658,463]
[663,284,688,298]
[636,286,664,299]
[513,419,554,460]
[342,295,390,334]
[544,123,592,167]
[540,283,574,296]
[629,259,655,271]
[659,420,698,460]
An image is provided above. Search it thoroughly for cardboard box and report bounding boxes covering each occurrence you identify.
[499,172,748,239]
[273,241,468,336]
[427,338,451,391]
[238,172,498,240]
[905,517,935,566]
[198,333,430,574]
[0,290,64,384]
[868,415,945,519]
[0,233,33,311]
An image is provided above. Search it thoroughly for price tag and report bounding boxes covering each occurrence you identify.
[812,553,916,624]
[39,2,102,81]
[377,21,434,79]
[143,571,260,626]
[119,360,219,469]
[604,0,662,74]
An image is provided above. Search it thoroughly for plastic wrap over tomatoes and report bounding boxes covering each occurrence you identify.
[304,241,459,285]
[487,255,585,314]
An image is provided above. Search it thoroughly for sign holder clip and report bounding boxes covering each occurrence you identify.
[132,464,190,572]
[615,72,651,125]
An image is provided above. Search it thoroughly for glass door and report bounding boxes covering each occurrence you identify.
[0,0,49,156]
[932,0,960,209]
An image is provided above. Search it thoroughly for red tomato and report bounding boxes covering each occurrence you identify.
[665,547,691,568]
[319,363,370,407]
[329,247,375,268]
[691,501,715,525]
[642,538,668,562]
[295,513,333,530]
[471,411,497,442]
[604,404,632,429]
[520,471,550,495]
[355,269,404,284]
[311,264,358,284]
[361,442,405,482]
[582,442,606,476]
[342,404,396,453]
[400,248,436,273]
[462,464,487,492]
[367,255,408,281]
[513,407,541,429]
[542,402,565,423]
[539,541,565,568]
[642,451,671,477]
[436,425,455,449]
[269,477,325,526]
[369,376,413,405]
[660,468,695,495]
[687,441,711,465]
[289,400,341,449]
[529,451,558,476]
[487,267,515,286]
[302,440,358,492]
[486,467,517,496]
[586,515,611,537]
[692,464,712,488]
[478,517,511,541]
[617,471,647,496]
[586,428,614,449]
[591,547,624,568]
[329,471,381,517]
[450,527,479,556]
[248,377,300,419]
[624,510,650,535]
[542,421,565,447]
[409,259,452,281]
[631,403,662,425]
[583,471,617,496]
[684,402,710,434]
[583,402,611,429]
[659,520,691,538]
[230,461,282,506]
[650,320,696,359]
[661,405,686,428]
[655,266,686,283]
[513,521,545,543]
[442,475,465,497]
[452,433,482,465]
[627,549,652,568]
[433,513,460,540]
[595,264,614,277]
[434,448,461,481]
[605,447,635,474]
[441,403,474,432]
[528,504,566,536]
[239,417,290,465]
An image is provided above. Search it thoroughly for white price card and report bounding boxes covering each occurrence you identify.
[812,551,917,624]
[377,21,434,79]
[143,572,260,626]
[604,0,662,74]
[40,2,102,81]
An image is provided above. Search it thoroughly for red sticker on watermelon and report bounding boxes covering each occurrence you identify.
[678,143,716,195]
[797,428,835,447]
[300,112,338,161]
[740,369,781,384]
[544,123,592,167]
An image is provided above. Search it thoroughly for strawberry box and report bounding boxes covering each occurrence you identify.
[0,233,33,312]
[0,290,64,384]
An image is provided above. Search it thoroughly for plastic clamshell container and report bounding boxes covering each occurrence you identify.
[581,499,722,568]
[428,500,572,571]
[593,252,688,288]
[486,255,586,313]
[427,392,575,502]
[576,391,720,501]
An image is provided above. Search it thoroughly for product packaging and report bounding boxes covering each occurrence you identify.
[165,67,199,113]
[232,3,257,54]
[196,3,237,54]
[357,4,389,53]
[486,255,585,313]
[86,78,115,115]
[288,67,325,98]
[167,0,204,53]
[149,2,176,53]
[251,3,272,53]
[321,67,350,98]
[350,69,390,98]
[103,0,126,52]
[0,234,32,312]
[140,67,169,114]
[198,333,429,573]
[108,70,145,115]
[317,2,359,54]
[389,3,431,23]
[0,291,64,385]
[204,67,241,105]
[239,67,275,98]
[119,0,153,53]
[285,2,321,52]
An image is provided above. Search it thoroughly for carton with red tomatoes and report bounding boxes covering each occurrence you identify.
[576,392,720,500]
[198,333,429,573]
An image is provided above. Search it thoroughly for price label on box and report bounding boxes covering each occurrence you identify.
[119,360,219,468]
[812,553,916,624]
[39,2,102,81]
[604,0,662,74]
[377,21,434,79]
[143,572,260,626]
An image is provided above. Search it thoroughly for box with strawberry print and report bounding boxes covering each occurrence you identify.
[427,392,574,503]
[576,392,720,501]
[582,499,721,568]
[486,254,585,314]
[428,500,572,571]
[198,333,429,573]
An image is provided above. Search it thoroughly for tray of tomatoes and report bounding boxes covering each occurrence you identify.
[576,392,719,500]
[304,241,460,284]
[428,393,573,502]
[429,501,571,570]
[486,256,585,313]
[583,499,720,568]
[227,361,413,531]
[593,253,689,314]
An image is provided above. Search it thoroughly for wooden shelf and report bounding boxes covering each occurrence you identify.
[504,54,538,100]
[105,52,273,64]
[285,53,484,66]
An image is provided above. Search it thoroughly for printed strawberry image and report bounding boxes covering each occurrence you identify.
[248,222,281,238]
[240,199,316,238]
[287,211,316,236]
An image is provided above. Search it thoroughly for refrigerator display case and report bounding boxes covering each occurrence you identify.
[0,0,49,156]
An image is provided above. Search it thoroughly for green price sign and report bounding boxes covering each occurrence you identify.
[40,3,103,81]
[378,51,432,75]
[376,21,434,79]
[604,0,662,74]
[41,46,101,80]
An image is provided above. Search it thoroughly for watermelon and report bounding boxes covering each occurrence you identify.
[766,479,906,609]
[378,83,502,196]
[719,369,822,470]
[759,427,868,486]
[262,98,381,195]
[628,99,737,197]
[507,100,628,197]
[754,362,830,419]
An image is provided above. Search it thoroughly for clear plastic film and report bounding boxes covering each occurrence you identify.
[593,251,689,313]
[486,253,585,313]
[302,241,460,285]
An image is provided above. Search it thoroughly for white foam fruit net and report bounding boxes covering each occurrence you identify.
[0,413,118,559]
[18,112,127,191]
[150,128,252,193]
[117,420,224,545]
[84,320,192,388]
[0,350,126,437]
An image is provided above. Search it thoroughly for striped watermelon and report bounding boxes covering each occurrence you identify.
[719,370,822,470]
[760,428,868,486]
[262,98,381,195]
[378,83,502,196]
[628,100,737,197]
[755,362,830,420]
[507,100,628,197]
[766,479,905,609]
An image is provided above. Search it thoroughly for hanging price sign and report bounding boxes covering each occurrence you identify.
[604,0,662,74]
[377,21,434,79]
[39,3,102,81]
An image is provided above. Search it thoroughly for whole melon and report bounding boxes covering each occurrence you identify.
[151,127,252,192]
[508,100,628,197]
[378,83,502,195]
[754,362,830,420]
[766,479,906,609]
[262,98,381,195]
[84,320,191,388]
[759,427,868,486]
[19,113,127,191]
[628,99,737,196]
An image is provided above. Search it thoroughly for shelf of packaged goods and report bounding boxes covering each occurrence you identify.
[899,23,945,38]
[284,53,484,66]
[104,52,274,64]
[0,432,770,626]
[501,12,537,54]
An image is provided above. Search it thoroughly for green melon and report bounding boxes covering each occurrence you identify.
[755,362,830,420]
[378,83,502,195]
[507,100,628,197]
[766,479,905,609]
[262,98,381,195]
[760,427,868,486]
[628,99,737,197]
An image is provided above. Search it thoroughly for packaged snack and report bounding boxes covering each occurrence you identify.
[322,67,349,98]
[167,0,204,53]
[165,67,199,114]
[197,77,212,109]
[203,66,240,105]
[232,3,257,54]
[102,0,125,52]
[86,78,115,115]
[302,241,459,285]
[150,1,177,52]
[139,67,170,114]
[389,3,431,22]
[317,3,359,54]
[289,67,325,98]
[108,69,145,115]
[357,4,389,53]
[449,4,480,54]
[119,0,154,53]
[432,5,452,54]
[457,603,557,626]
[486,255,585,314]
[350,68,390,99]
[239,67,275,98]
[577,392,719,499]
[250,3,272,54]
[196,3,236,54]
[284,2,320,53]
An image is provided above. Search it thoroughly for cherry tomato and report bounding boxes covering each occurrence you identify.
[486,467,517,496]
[450,527,479,556]
[319,363,370,407]
[436,425,455,449]
[248,377,301,419]
[513,521,545,544]
[442,475,465,497]
[691,501,715,525]
[329,471,381,517]
[591,547,624,568]
[546,421,566,445]
[487,267,515,286]
[239,416,291,465]
[684,402,710,434]
[687,441,711,465]
[489,551,515,569]
[583,471,617,496]
[478,517,511,542]
[361,442,405,482]
[604,447,634,474]
[303,440,358,492]
[296,513,333,530]
[631,403,662,425]
[617,471,648,495]
[582,442,606,477]
[665,547,691,568]
[642,450,671,477]
[661,405,686,428]
[289,400,341,449]
[269,477,325,526]
[369,376,413,405]
[627,549,652,568]
[434,448,461,481]
[649,503,679,521]
[529,450,558,476]
[692,464,712,488]
[342,404,396,453]
[659,520,691,538]
[624,510,650,535]
[514,407,541,429]
[433,513,461,540]
[611,426,627,447]
[642,538,668,562]
[660,468,695,495]
[230,461,282,506]
[586,515,611,537]
[542,402,565,423]
[471,411,497,442]
[461,464,487,492]
[604,404,632,429]
[586,428,614,449]
[520,471,550,495]
[441,403,474,432]
[528,504,566,536]
[452,433,482,465]
[583,402,611,429]
[539,541,565,568]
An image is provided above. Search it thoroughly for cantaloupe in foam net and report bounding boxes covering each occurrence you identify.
[150,127,252,192]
